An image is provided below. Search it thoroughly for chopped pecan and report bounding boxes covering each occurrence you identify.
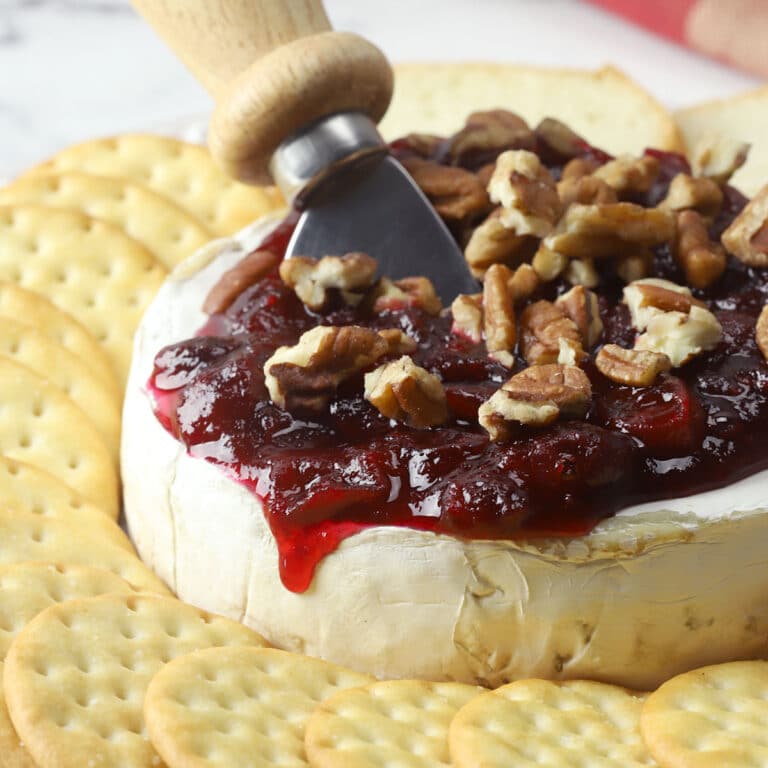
[508,263,540,302]
[279,253,377,311]
[556,285,603,347]
[692,134,750,186]
[535,118,587,161]
[615,250,653,283]
[448,110,535,166]
[560,157,603,181]
[592,154,660,196]
[479,363,592,440]
[532,244,569,281]
[378,328,418,356]
[595,344,671,386]
[636,305,722,367]
[488,150,562,237]
[203,250,279,315]
[464,208,531,279]
[372,276,442,316]
[519,300,582,366]
[722,185,768,267]
[659,173,723,219]
[451,293,483,343]
[624,278,706,331]
[483,263,516,364]
[557,337,587,367]
[557,175,618,208]
[265,326,389,413]
[396,133,443,159]
[403,158,490,222]
[757,305,768,362]
[673,210,727,289]
[544,203,675,259]
[364,356,448,428]
[563,258,600,289]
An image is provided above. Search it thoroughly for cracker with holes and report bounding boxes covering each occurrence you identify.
[0,281,117,391]
[0,508,167,593]
[0,172,214,270]
[0,455,128,539]
[0,317,121,461]
[641,660,768,768]
[28,134,286,236]
[449,679,655,767]
[305,679,484,768]
[145,646,373,768]
[0,356,118,516]
[0,205,167,384]
[4,594,268,768]
[0,562,136,768]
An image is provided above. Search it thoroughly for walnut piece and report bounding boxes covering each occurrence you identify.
[464,208,530,279]
[692,134,750,186]
[448,110,535,165]
[451,293,483,343]
[557,175,618,208]
[636,305,722,367]
[279,253,377,311]
[592,154,660,196]
[372,276,442,316]
[488,150,562,237]
[623,278,704,331]
[544,203,675,259]
[757,305,768,362]
[674,210,727,289]
[519,300,582,366]
[556,285,603,347]
[595,344,671,386]
[483,263,516,364]
[364,356,448,428]
[722,185,768,267]
[659,173,723,219]
[203,250,279,315]
[403,158,490,222]
[479,363,592,440]
[265,325,389,413]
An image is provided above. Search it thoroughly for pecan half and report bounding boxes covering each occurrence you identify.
[673,210,727,289]
[519,300,582,366]
[483,263,516,364]
[464,208,531,279]
[596,344,671,386]
[402,158,490,222]
[364,356,448,428]
[479,363,592,440]
[447,110,535,166]
[488,150,562,237]
[722,185,768,267]
[624,278,706,331]
[592,154,660,196]
[692,134,750,186]
[279,253,378,311]
[636,306,722,367]
[265,326,389,413]
[544,203,675,259]
[203,250,279,315]
[757,305,768,362]
[451,293,483,343]
[372,276,442,316]
[556,285,603,347]
[557,175,618,208]
[659,173,723,219]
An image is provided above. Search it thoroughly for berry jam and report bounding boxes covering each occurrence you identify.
[149,148,768,594]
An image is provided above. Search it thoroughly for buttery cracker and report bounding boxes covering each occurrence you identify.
[29,134,286,236]
[0,562,136,768]
[641,660,768,768]
[306,679,484,768]
[0,205,167,384]
[0,171,213,270]
[145,646,373,768]
[4,594,268,768]
[449,679,655,767]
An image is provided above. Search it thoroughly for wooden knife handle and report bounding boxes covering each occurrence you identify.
[131,0,393,185]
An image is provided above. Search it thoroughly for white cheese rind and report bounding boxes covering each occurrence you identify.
[123,217,768,690]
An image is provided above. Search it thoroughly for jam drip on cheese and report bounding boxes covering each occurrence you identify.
[149,144,768,594]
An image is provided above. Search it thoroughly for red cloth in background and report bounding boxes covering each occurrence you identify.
[585,0,768,79]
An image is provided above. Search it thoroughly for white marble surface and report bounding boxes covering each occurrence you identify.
[0,0,761,178]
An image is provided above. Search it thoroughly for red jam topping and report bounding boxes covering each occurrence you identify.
[148,142,768,594]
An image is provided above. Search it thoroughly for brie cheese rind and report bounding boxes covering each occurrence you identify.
[123,216,768,691]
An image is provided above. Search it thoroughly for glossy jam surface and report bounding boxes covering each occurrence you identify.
[149,147,768,593]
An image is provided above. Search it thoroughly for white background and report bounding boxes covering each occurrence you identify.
[0,0,760,178]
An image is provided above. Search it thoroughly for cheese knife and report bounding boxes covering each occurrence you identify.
[130,0,478,302]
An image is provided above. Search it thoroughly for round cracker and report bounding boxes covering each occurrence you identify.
[448,679,654,767]
[0,562,136,768]
[0,317,121,461]
[641,660,768,768]
[28,134,286,236]
[4,594,267,768]
[0,281,116,392]
[380,63,683,156]
[0,171,213,270]
[0,205,167,385]
[145,646,373,768]
[0,356,118,516]
[305,679,484,768]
